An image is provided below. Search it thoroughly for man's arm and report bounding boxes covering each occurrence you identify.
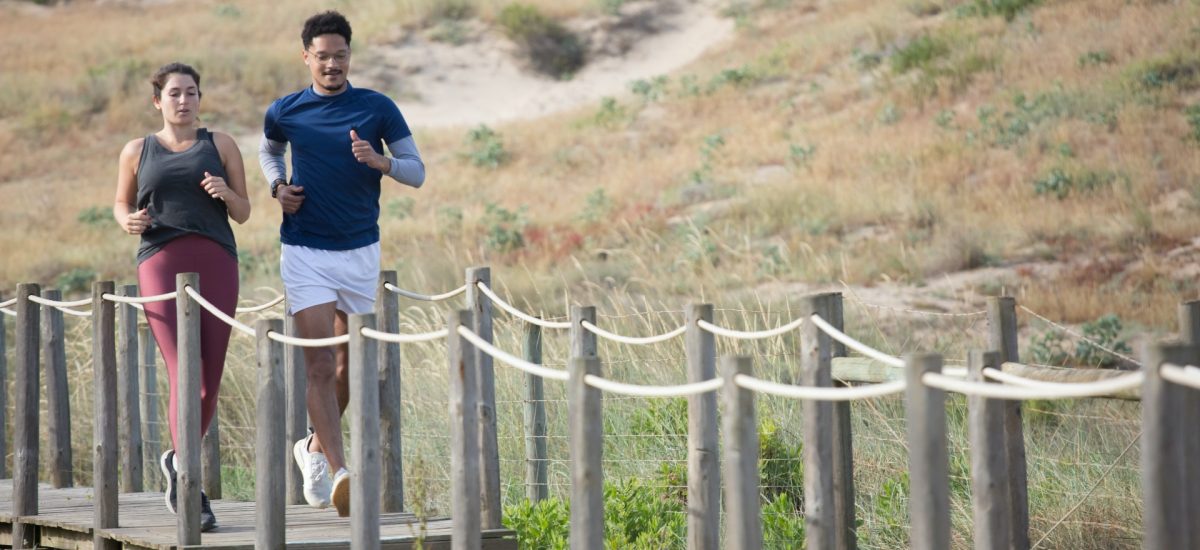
[385,136,425,188]
[259,135,288,185]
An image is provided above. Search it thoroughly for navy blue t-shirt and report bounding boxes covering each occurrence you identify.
[264,83,412,250]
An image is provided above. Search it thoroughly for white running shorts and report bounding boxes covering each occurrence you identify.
[280,242,380,315]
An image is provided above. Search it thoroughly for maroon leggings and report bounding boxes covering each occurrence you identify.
[138,234,239,452]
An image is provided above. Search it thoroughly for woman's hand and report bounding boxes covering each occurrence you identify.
[201,171,235,201]
[123,208,152,235]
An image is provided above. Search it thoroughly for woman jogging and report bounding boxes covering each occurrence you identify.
[112,62,250,531]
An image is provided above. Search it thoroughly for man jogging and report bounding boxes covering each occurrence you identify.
[259,10,425,516]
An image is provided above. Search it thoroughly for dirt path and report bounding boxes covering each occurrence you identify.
[356,0,734,129]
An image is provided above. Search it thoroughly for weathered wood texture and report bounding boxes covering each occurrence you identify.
[987,296,1029,550]
[721,356,761,550]
[255,319,286,549]
[139,325,161,492]
[93,281,119,550]
[465,267,501,530]
[0,303,7,480]
[523,322,548,503]
[13,283,41,550]
[285,311,308,506]
[1141,342,1195,550]
[800,293,837,550]
[570,306,597,359]
[569,356,603,550]
[686,304,719,550]
[826,294,857,550]
[905,353,949,550]
[377,270,405,513]
[42,288,72,488]
[117,285,143,493]
[351,313,383,550]
[967,350,1012,550]
[175,273,202,545]
[1179,301,1200,548]
[448,310,481,550]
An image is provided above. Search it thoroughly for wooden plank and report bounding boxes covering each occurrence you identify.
[465,266,501,530]
[1178,301,1200,548]
[92,281,119,550]
[176,273,202,544]
[13,282,41,550]
[569,356,603,550]
[685,304,718,550]
[351,313,382,549]
[721,356,761,550]
[42,288,73,488]
[905,353,949,550]
[377,270,405,513]
[800,293,836,550]
[967,350,1012,550]
[448,310,481,550]
[255,319,286,550]
[569,306,597,359]
[139,325,161,492]
[285,310,308,506]
[523,322,548,503]
[38,527,92,550]
[117,284,143,493]
[1142,342,1193,550]
[988,296,1029,550]
[828,294,857,550]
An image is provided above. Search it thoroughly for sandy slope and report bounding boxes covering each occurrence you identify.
[356,0,734,129]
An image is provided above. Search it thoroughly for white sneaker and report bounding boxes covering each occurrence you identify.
[293,433,332,509]
[331,468,350,517]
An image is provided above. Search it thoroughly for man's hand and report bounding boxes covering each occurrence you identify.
[350,129,388,172]
[277,184,305,214]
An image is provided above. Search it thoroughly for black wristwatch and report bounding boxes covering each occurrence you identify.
[270,178,288,198]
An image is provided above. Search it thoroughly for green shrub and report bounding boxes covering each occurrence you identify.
[504,498,569,549]
[958,0,1039,21]
[463,125,509,168]
[1078,50,1114,68]
[762,493,807,548]
[1132,53,1200,91]
[56,268,96,294]
[482,202,526,252]
[387,197,415,220]
[77,205,109,227]
[1032,168,1118,199]
[498,4,585,78]
[1030,314,1132,368]
[629,76,669,103]
[892,35,948,74]
[592,97,627,127]
[1186,104,1200,143]
[581,188,612,223]
[629,398,687,441]
[604,478,686,547]
[789,143,817,167]
[758,418,804,507]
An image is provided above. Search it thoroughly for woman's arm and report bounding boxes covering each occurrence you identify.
[210,132,251,224]
[113,138,152,235]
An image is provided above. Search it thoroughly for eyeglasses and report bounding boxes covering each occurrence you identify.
[307,50,350,65]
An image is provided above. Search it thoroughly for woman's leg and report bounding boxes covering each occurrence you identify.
[192,239,239,436]
[137,251,181,452]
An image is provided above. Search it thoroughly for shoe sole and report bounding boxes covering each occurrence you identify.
[160,450,176,514]
[293,437,330,509]
[332,475,350,517]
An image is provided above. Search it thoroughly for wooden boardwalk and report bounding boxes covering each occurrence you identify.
[0,480,516,549]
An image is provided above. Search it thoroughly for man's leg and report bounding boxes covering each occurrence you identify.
[334,310,351,414]
[294,302,347,474]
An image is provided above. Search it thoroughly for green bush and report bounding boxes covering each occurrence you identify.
[581,188,612,223]
[504,498,569,549]
[463,125,509,168]
[762,493,807,548]
[1078,50,1114,68]
[892,35,948,74]
[1186,104,1200,143]
[1132,53,1200,91]
[498,4,585,78]
[482,202,527,252]
[387,197,416,220]
[1029,314,1132,368]
[77,205,110,227]
[56,268,96,294]
[1032,168,1118,199]
[958,0,1039,21]
[758,418,805,507]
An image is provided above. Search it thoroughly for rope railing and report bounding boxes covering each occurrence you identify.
[28,295,93,308]
[474,282,572,329]
[580,320,687,345]
[0,297,14,307]
[456,325,569,381]
[809,314,906,368]
[1020,305,1142,366]
[234,294,286,313]
[695,317,806,340]
[0,307,14,316]
[383,281,468,302]
[736,374,907,401]
[583,375,725,398]
[183,286,256,336]
[1160,363,1200,390]
[266,331,350,347]
[983,365,1143,391]
[360,326,448,343]
[923,370,1146,399]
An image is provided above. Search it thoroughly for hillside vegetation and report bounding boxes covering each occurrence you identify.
[0,0,1197,328]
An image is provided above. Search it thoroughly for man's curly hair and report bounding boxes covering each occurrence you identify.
[302,10,352,49]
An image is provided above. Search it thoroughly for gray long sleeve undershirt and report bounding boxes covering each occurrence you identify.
[258,135,426,189]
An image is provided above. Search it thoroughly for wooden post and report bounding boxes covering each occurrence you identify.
[570,305,597,359]
[0,294,7,480]
[93,281,119,550]
[255,319,286,550]
[523,322,548,502]
[987,296,1029,550]
[827,294,857,550]
[1178,301,1200,547]
[569,356,603,550]
[13,283,40,550]
[686,304,719,550]
[1142,342,1193,550]
[285,311,308,505]
[905,353,950,550]
[377,270,405,513]
[202,409,222,499]
[42,288,73,488]
[448,310,481,550]
[800,293,837,550]
[967,350,1012,550]
[351,313,382,550]
[465,266,501,529]
[176,273,202,545]
[721,356,761,550]
[117,285,142,493]
[139,324,160,492]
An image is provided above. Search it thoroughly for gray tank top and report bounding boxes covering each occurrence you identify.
[135,128,238,263]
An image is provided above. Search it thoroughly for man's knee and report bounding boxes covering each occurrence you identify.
[306,348,338,384]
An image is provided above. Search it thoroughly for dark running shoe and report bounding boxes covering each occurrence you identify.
[160,449,177,514]
[200,491,218,532]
